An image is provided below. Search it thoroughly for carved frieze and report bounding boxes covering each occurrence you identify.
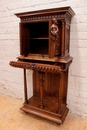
[9,61,63,74]
[21,14,65,22]
[9,61,70,74]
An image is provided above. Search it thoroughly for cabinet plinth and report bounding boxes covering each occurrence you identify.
[9,6,75,124]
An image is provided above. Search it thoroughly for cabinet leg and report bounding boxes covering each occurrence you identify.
[24,69,28,104]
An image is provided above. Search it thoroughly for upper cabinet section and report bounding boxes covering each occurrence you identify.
[16,7,75,61]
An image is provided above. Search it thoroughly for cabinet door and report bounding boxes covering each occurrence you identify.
[20,23,30,56]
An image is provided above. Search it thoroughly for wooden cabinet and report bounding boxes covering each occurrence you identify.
[10,6,75,124]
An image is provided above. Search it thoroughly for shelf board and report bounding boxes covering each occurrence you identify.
[17,54,58,62]
[29,38,49,40]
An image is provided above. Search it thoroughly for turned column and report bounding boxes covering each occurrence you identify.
[38,71,45,109]
[61,21,65,57]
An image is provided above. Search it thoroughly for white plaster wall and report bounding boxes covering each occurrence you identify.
[0,0,87,117]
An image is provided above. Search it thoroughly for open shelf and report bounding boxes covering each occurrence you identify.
[29,39,49,54]
[21,21,49,38]
[20,21,49,56]
[29,22,49,38]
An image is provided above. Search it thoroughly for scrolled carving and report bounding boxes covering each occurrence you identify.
[50,18,59,40]
[50,18,60,56]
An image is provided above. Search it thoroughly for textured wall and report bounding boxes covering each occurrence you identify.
[0,0,87,117]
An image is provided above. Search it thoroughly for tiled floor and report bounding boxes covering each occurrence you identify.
[0,93,87,130]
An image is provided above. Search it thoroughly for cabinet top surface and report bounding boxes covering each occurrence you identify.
[15,6,75,18]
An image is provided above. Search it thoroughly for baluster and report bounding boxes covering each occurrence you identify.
[38,72,44,109]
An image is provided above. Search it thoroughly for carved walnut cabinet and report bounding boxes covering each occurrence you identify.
[10,7,75,124]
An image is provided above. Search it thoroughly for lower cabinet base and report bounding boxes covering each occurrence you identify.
[20,96,69,124]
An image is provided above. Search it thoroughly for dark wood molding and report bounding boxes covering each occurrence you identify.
[15,6,75,18]
[10,61,69,73]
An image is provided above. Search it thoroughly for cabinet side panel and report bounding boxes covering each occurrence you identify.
[63,69,69,103]
[50,73,60,99]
